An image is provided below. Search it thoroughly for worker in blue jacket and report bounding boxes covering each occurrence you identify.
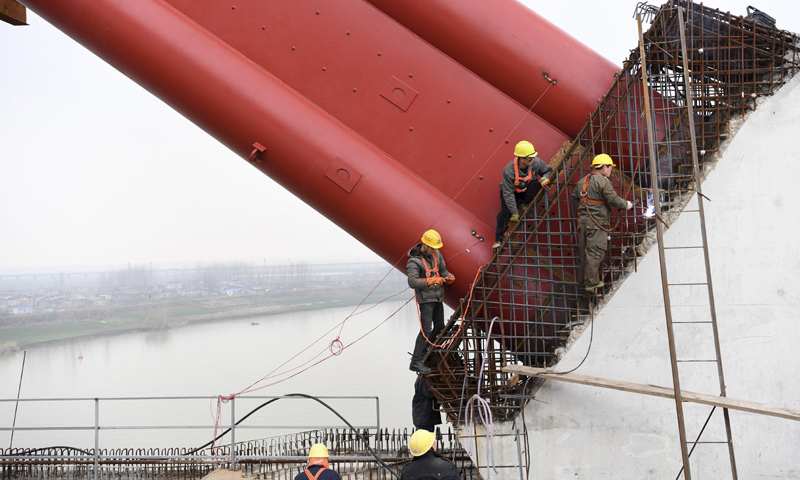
[401,430,461,480]
[294,444,341,480]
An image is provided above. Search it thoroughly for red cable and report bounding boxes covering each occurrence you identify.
[208,241,476,443]
[415,264,484,348]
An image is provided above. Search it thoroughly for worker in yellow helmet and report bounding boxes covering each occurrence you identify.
[406,229,455,374]
[571,154,633,292]
[294,444,341,480]
[493,140,554,249]
[401,430,461,480]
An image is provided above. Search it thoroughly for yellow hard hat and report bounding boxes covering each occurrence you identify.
[514,140,537,158]
[308,443,329,458]
[421,229,443,249]
[409,429,436,456]
[591,154,616,168]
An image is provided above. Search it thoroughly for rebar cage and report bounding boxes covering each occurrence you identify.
[425,0,799,424]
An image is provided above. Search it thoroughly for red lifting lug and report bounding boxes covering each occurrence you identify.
[249,142,267,163]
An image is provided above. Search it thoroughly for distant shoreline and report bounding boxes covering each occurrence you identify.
[11,303,290,350]
[0,285,410,351]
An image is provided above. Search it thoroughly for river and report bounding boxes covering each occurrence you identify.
[0,298,448,451]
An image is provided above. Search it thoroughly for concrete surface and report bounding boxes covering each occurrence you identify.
[466,75,800,479]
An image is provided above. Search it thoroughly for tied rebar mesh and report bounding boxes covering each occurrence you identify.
[0,428,477,480]
[424,0,799,424]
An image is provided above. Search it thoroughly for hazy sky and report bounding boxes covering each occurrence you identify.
[1,0,797,272]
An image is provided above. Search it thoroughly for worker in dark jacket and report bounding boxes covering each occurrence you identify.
[407,229,454,374]
[401,429,461,480]
[493,140,554,249]
[412,376,441,432]
[571,154,632,292]
[294,444,341,480]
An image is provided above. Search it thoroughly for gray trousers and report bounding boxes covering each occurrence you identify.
[577,222,608,288]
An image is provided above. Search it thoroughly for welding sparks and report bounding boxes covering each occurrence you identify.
[644,192,656,219]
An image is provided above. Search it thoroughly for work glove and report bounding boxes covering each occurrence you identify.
[539,177,550,188]
[625,200,634,210]
[445,274,455,285]
[510,213,520,222]
[426,276,445,286]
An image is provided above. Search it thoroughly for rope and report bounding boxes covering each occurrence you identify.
[582,196,619,233]
[414,264,484,348]
[452,82,556,202]
[208,239,486,449]
[208,249,417,448]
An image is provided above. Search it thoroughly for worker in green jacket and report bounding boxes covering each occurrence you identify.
[572,154,632,292]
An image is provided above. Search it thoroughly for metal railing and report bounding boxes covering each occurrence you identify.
[0,394,409,479]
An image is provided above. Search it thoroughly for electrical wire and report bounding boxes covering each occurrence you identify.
[192,393,401,479]
[463,317,499,475]
[4,394,402,480]
[549,301,595,376]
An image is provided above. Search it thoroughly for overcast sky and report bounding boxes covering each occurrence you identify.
[1,0,797,273]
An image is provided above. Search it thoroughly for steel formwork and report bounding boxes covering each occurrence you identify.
[425,0,799,424]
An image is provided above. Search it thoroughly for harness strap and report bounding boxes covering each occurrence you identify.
[305,468,327,480]
[513,157,534,193]
[417,254,440,280]
[580,172,606,205]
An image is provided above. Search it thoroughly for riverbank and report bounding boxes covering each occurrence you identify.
[0,284,410,350]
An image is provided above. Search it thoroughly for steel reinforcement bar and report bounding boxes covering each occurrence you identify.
[423,0,799,424]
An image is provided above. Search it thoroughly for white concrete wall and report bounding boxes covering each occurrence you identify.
[468,76,800,479]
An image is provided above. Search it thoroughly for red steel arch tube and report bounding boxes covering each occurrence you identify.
[22,0,493,308]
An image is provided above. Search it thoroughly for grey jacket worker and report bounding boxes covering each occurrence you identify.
[495,156,553,243]
[572,172,628,289]
[499,155,553,214]
[407,244,451,365]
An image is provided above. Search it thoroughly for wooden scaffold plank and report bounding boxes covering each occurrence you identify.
[503,365,800,422]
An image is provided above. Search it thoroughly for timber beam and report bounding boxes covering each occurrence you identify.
[503,365,800,422]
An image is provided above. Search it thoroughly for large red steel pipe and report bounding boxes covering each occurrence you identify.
[20,0,498,307]
[365,0,620,137]
[19,0,640,338]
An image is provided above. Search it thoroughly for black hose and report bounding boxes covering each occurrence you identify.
[4,393,404,480]
[188,393,402,479]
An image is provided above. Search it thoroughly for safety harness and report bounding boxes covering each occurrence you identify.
[579,171,607,205]
[304,467,327,480]
[579,171,616,233]
[513,157,534,192]
[418,254,440,280]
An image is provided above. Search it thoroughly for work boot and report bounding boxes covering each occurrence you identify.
[584,281,605,292]
[409,359,431,374]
